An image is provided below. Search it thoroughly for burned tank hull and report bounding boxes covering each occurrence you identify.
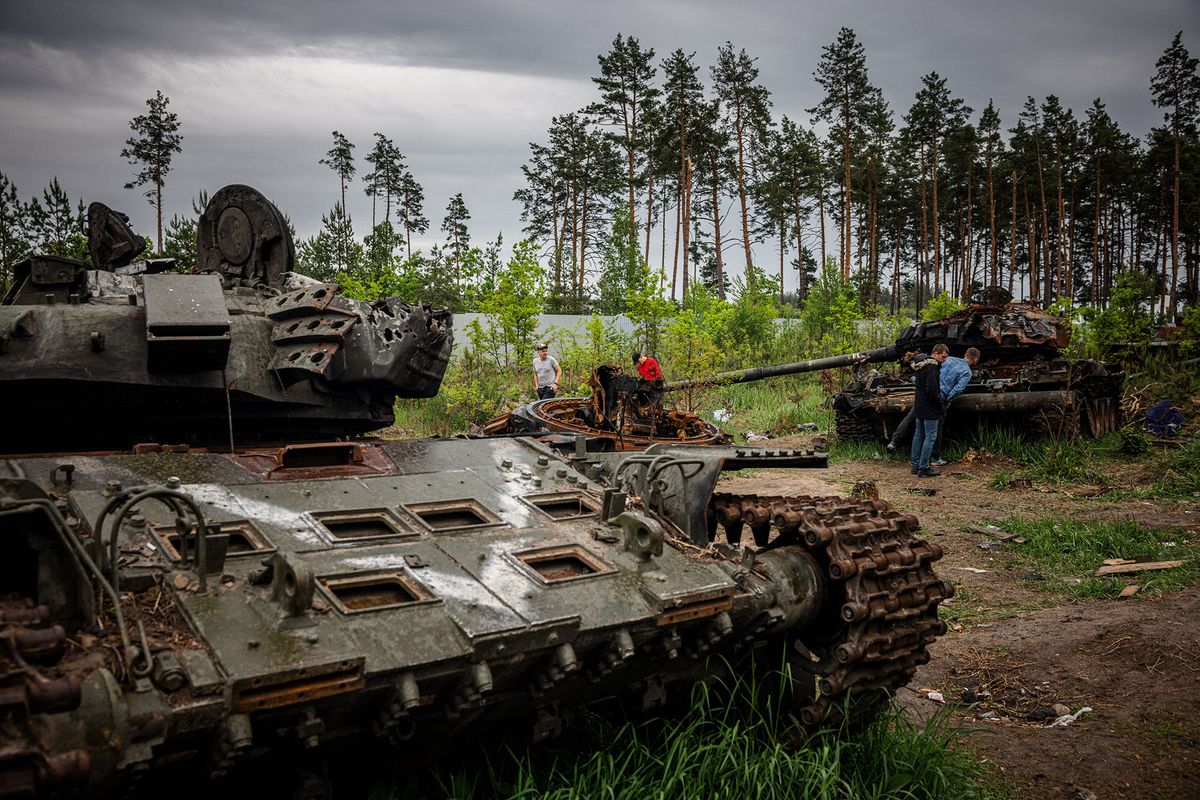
[831,290,1123,442]
[0,184,950,797]
[663,287,1123,444]
[833,356,1123,442]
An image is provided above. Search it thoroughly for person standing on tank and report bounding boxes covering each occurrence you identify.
[911,343,948,477]
[532,343,562,400]
[634,351,665,414]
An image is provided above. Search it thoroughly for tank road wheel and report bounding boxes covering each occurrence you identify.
[710,493,953,729]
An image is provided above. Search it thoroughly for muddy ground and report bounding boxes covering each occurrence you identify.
[717,444,1200,800]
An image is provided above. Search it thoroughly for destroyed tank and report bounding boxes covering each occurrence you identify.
[482,363,727,449]
[0,186,951,798]
[667,286,1124,443]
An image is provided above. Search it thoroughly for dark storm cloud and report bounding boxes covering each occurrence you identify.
[1,0,1196,286]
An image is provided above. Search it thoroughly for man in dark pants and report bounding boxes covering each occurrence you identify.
[532,343,562,400]
[911,343,948,477]
[887,347,980,462]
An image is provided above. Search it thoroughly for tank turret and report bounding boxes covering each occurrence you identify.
[0,185,452,453]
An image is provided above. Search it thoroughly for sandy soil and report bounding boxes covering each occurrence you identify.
[717,443,1200,800]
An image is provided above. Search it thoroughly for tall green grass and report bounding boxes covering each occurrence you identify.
[995,516,1200,599]
[373,671,989,800]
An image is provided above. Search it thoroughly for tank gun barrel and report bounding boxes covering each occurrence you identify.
[664,344,898,391]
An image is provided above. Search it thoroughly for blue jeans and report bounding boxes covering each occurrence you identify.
[891,405,947,460]
[911,418,941,471]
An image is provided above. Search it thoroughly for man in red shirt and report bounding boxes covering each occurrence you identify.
[633,352,664,415]
[633,352,663,382]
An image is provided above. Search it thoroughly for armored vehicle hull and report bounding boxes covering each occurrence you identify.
[0,437,949,797]
[0,185,950,797]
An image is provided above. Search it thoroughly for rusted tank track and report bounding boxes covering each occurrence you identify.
[0,598,89,796]
[710,493,952,725]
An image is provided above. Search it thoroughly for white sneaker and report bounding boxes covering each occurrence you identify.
[930,458,948,466]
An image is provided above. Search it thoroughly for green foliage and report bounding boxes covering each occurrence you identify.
[659,286,724,411]
[1077,269,1155,353]
[1119,427,1150,455]
[996,516,1200,599]
[596,210,642,315]
[474,239,548,367]
[800,258,860,354]
[376,673,987,800]
[921,290,965,321]
[624,264,675,355]
[546,315,631,395]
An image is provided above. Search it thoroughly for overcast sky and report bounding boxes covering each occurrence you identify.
[1,0,1195,292]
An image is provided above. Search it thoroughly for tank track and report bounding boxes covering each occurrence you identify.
[834,408,879,443]
[710,493,952,725]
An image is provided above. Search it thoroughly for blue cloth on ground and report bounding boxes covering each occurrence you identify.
[1144,399,1183,436]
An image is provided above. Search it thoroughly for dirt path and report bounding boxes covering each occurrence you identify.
[717,444,1200,799]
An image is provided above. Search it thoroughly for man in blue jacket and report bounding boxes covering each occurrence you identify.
[928,347,980,465]
[887,346,980,463]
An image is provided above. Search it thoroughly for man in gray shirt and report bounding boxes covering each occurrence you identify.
[532,343,562,399]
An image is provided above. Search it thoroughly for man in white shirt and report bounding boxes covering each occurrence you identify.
[532,343,562,399]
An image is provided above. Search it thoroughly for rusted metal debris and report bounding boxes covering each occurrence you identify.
[483,365,727,450]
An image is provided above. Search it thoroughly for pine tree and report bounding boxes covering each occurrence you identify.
[442,193,471,288]
[711,42,772,286]
[810,28,884,280]
[590,34,660,257]
[364,133,404,227]
[0,172,31,289]
[319,131,356,212]
[978,101,1004,286]
[28,177,85,258]
[903,73,970,301]
[396,170,429,258]
[120,90,183,252]
[1150,31,1200,317]
[660,49,705,302]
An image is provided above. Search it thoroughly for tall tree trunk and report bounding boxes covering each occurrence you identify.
[710,152,726,301]
[1026,182,1038,302]
[1010,171,1018,295]
[987,155,997,286]
[644,144,655,268]
[682,157,693,306]
[791,173,806,302]
[580,187,590,305]
[1170,136,1181,318]
[931,135,940,299]
[965,155,974,301]
[660,189,669,290]
[733,98,755,284]
[892,213,903,314]
[842,87,852,281]
[1092,149,1101,303]
[779,219,786,303]
[671,184,681,300]
[918,148,929,310]
[818,181,827,270]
